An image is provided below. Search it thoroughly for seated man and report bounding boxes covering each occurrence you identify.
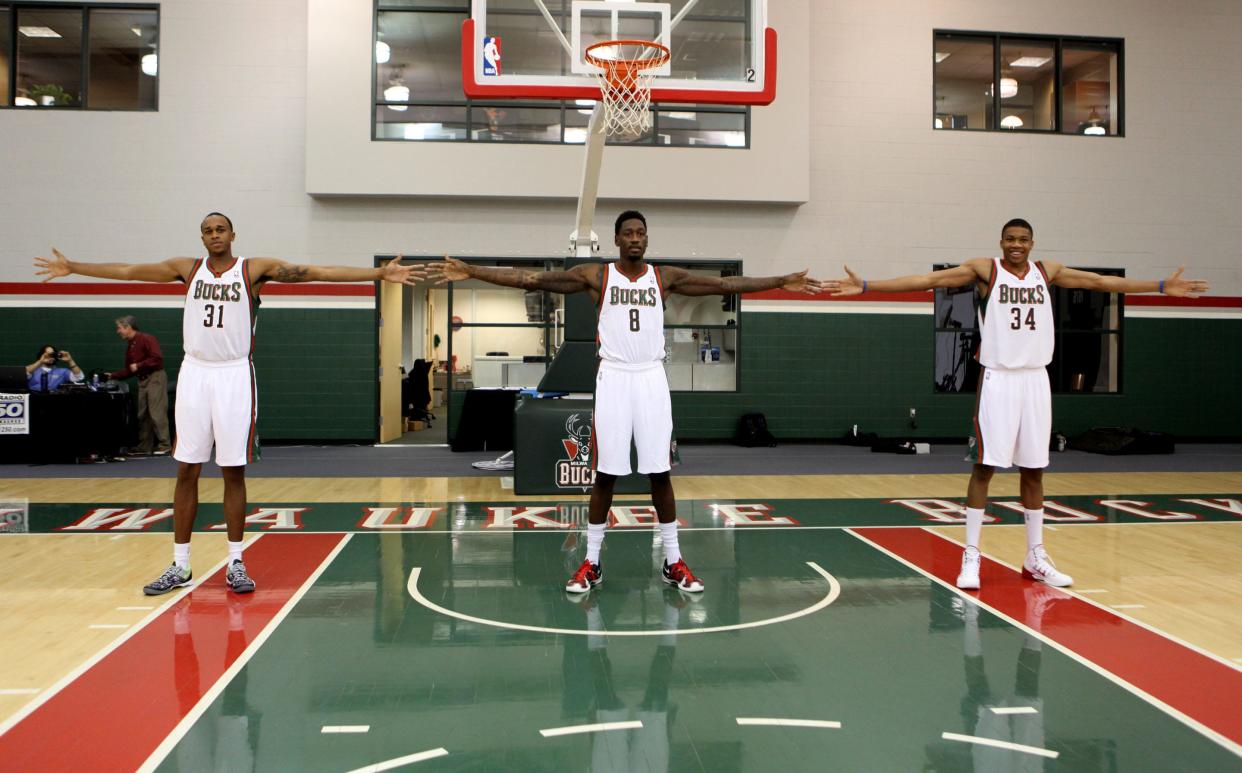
[26,345,84,392]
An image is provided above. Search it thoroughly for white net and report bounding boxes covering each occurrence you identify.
[586,41,669,139]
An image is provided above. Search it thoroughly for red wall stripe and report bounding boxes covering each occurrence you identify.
[743,288,1242,307]
[0,282,375,297]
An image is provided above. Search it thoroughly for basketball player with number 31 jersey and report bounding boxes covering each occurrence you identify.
[826,218,1209,591]
[35,213,427,597]
[429,211,824,596]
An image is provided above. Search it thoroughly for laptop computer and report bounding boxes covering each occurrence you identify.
[0,366,30,393]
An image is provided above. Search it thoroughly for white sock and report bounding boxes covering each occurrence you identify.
[964,507,985,549]
[228,540,245,565]
[173,542,190,570]
[585,523,606,565]
[658,521,681,565]
[1024,509,1044,551]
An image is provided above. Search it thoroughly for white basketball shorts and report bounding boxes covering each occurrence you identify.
[593,360,673,476]
[173,356,259,467]
[972,366,1051,469]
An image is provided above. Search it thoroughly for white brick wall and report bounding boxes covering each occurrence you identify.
[1,0,1238,294]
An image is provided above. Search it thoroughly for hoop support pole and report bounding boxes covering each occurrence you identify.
[571,103,607,257]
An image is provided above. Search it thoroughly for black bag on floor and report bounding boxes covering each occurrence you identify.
[735,413,777,447]
[1070,427,1175,455]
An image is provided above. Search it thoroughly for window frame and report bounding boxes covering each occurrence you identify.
[371,0,751,147]
[933,29,1124,137]
[2,1,160,112]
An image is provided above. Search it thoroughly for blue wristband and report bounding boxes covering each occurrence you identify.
[1159,279,1165,294]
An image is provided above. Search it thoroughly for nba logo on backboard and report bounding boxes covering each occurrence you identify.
[482,36,501,76]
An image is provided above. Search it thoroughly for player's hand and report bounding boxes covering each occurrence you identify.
[58,350,74,363]
[34,248,73,282]
[426,256,472,284]
[379,256,428,286]
[824,265,865,296]
[1162,267,1209,298]
[780,269,821,295]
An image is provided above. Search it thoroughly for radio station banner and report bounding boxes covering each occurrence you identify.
[0,393,29,435]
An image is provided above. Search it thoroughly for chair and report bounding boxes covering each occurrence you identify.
[403,359,434,428]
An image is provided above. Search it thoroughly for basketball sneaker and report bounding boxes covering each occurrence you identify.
[144,564,192,596]
[956,546,981,590]
[1022,544,1072,587]
[566,560,602,594]
[662,559,704,593]
[226,560,256,594]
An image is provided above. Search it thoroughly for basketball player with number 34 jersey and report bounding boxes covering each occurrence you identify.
[827,218,1209,590]
[35,214,427,596]
[431,211,823,595]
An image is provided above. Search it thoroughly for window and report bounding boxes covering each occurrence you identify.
[933,264,1122,394]
[4,3,157,110]
[934,31,1122,136]
[373,1,749,146]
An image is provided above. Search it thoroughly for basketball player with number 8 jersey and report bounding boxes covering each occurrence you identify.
[35,213,428,597]
[429,211,824,596]
[826,218,1210,591]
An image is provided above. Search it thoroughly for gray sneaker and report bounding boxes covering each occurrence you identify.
[144,564,192,596]
[226,560,256,594]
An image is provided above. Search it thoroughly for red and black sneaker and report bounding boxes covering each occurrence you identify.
[662,559,704,593]
[566,560,602,594]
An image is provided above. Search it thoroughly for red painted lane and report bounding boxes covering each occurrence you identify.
[0,533,343,773]
[854,527,1242,747]
[0,281,374,296]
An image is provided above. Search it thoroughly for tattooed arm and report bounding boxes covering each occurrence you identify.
[428,258,600,295]
[253,257,427,286]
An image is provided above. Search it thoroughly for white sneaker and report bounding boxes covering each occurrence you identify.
[1022,545,1073,587]
[956,547,981,589]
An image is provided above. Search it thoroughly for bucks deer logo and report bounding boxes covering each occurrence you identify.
[556,413,595,489]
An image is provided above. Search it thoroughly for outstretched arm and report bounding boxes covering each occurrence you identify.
[252,257,427,286]
[427,257,597,294]
[825,260,990,296]
[1045,262,1209,297]
[35,248,194,283]
[662,266,823,297]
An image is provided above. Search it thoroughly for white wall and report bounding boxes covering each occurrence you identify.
[1,0,1238,294]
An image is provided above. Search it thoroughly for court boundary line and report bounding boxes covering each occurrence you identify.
[926,526,1242,675]
[845,528,1242,758]
[136,533,354,773]
[407,561,840,637]
[0,535,259,736]
[344,747,449,772]
[4,519,1241,537]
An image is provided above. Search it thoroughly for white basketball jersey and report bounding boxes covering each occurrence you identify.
[182,257,257,362]
[597,263,665,365]
[977,258,1054,369]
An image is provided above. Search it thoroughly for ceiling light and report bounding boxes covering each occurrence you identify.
[935,52,951,63]
[375,41,390,64]
[665,112,696,120]
[131,26,143,37]
[985,78,1019,99]
[1084,125,1106,135]
[564,127,588,144]
[1010,56,1051,68]
[934,117,944,129]
[19,26,61,38]
[384,84,409,110]
[1000,115,1023,129]
[141,53,158,77]
[1084,105,1106,135]
[15,96,37,106]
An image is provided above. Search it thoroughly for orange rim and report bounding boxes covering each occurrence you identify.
[584,39,670,88]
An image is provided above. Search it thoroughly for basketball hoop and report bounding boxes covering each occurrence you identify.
[584,39,671,138]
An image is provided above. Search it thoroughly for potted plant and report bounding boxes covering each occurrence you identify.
[26,84,75,106]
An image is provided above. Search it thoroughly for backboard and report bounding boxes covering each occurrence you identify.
[463,0,775,105]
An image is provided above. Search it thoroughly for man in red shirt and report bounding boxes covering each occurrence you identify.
[108,315,171,455]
